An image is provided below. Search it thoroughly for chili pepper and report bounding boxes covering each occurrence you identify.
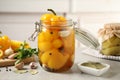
[0,33,11,52]
[40,9,66,26]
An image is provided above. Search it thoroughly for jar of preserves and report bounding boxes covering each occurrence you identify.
[29,9,75,72]
[37,19,75,72]
[98,23,120,56]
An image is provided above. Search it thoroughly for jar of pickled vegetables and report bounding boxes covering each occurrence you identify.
[98,23,120,56]
[37,19,75,72]
[28,9,75,72]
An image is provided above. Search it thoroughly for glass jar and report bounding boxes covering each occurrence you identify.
[36,19,75,72]
[98,23,120,56]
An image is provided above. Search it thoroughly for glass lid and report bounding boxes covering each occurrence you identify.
[74,28,100,50]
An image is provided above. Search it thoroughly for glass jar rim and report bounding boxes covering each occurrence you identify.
[40,19,73,27]
[40,18,72,22]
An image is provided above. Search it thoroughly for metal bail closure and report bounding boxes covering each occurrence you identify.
[28,22,40,41]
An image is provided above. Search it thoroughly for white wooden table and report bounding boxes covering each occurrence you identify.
[0,47,120,80]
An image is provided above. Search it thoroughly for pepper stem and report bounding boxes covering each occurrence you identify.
[0,31,2,34]
[47,9,56,15]
[0,31,2,37]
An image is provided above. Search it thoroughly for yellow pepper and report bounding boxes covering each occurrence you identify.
[11,40,30,51]
[0,35,11,52]
[40,9,66,26]
[40,14,54,25]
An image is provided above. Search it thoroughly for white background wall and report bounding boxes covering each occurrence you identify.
[1,0,120,47]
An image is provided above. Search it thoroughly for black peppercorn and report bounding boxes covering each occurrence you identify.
[50,32,53,34]
[49,53,52,55]
[9,69,12,71]
[6,67,8,71]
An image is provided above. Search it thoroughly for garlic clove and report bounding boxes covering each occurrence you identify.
[15,61,24,70]
[4,48,14,56]
[59,30,71,37]
[8,53,17,59]
[29,62,38,69]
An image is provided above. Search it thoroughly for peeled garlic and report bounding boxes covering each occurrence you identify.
[59,30,70,37]
[4,48,14,56]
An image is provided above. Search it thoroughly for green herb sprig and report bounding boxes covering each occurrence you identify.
[14,41,38,64]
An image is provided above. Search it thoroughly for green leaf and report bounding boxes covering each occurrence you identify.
[14,41,38,64]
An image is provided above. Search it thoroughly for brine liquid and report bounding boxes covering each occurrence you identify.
[38,27,75,72]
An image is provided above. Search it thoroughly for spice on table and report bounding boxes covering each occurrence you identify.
[14,70,28,74]
[81,61,106,69]
[6,67,8,71]
[9,69,12,71]
[29,69,38,75]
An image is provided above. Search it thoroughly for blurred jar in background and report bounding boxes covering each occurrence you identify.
[98,23,120,56]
